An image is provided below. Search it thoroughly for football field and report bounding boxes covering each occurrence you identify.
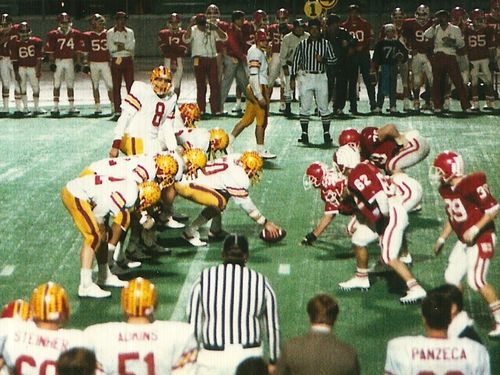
[0,99,499,373]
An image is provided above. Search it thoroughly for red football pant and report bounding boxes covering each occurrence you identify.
[111,56,134,113]
[193,56,221,114]
[431,53,469,110]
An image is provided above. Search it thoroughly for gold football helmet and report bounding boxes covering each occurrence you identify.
[121,277,158,318]
[179,103,201,128]
[183,148,207,178]
[209,128,229,159]
[240,151,263,185]
[1,299,30,320]
[155,153,179,189]
[150,66,173,96]
[138,181,161,210]
[29,282,69,324]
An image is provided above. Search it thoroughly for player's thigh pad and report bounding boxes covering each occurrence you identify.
[351,223,378,247]
[380,201,409,264]
[445,240,468,286]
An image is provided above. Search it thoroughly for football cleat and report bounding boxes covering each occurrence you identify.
[240,151,264,185]
[260,150,277,160]
[97,273,128,288]
[183,148,207,178]
[78,283,111,298]
[209,127,229,157]
[304,161,328,190]
[150,66,173,96]
[1,299,30,320]
[164,216,185,228]
[138,181,161,210]
[182,230,207,247]
[338,275,370,291]
[399,253,413,265]
[400,285,426,304]
[207,229,230,242]
[155,153,178,188]
[30,282,70,322]
[430,151,464,184]
[122,277,157,317]
[179,102,201,128]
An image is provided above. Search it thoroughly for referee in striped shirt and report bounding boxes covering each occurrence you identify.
[290,18,336,145]
[187,233,280,375]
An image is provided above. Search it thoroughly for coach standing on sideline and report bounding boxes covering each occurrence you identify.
[187,234,280,375]
[424,10,471,114]
[183,13,227,117]
[290,18,336,146]
[107,11,135,120]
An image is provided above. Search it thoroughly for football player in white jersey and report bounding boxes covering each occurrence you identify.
[62,174,161,298]
[230,29,276,159]
[175,151,282,246]
[85,277,197,375]
[0,282,88,375]
[384,288,490,375]
[109,65,178,158]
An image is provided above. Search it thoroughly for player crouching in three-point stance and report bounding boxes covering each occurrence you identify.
[174,151,283,246]
[430,151,500,337]
[84,278,198,373]
[0,282,87,374]
[334,145,426,304]
[61,174,161,298]
[229,29,277,160]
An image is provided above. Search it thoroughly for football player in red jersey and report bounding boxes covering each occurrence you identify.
[9,21,44,115]
[402,4,434,111]
[430,151,500,337]
[486,0,500,72]
[465,9,497,110]
[268,8,293,112]
[342,4,378,114]
[82,14,113,116]
[0,13,20,115]
[158,13,187,98]
[334,145,426,304]
[45,13,83,116]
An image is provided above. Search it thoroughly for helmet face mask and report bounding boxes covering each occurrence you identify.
[91,14,106,31]
[168,13,181,29]
[240,151,263,185]
[30,282,69,325]
[138,181,161,210]
[150,66,173,97]
[304,162,328,190]
[179,103,201,128]
[392,7,405,24]
[183,148,207,178]
[155,154,178,189]
[430,151,464,185]
[121,278,158,319]
[415,4,430,25]
[209,128,229,158]
[19,22,31,41]
[338,128,361,148]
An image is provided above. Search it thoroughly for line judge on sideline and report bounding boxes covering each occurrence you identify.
[187,233,280,374]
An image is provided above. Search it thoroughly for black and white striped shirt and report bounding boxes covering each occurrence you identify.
[290,37,336,77]
[187,263,280,363]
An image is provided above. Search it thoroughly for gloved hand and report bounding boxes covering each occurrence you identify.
[301,232,317,245]
[49,63,57,72]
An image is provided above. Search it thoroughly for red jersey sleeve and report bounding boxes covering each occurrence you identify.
[45,30,55,54]
[459,172,499,214]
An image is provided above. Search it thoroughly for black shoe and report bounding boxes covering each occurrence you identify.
[111,113,121,121]
[208,229,230,242]
[323,133,333,145]
[143,242,172,256]
[298,133,309,144]
[126,249,152,261]
[349,109,359,115]
[172,212,189,222]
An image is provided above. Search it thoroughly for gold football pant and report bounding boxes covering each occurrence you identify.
[174,182,228,211]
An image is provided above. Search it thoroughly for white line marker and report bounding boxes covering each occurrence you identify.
[170,247,210,321]
[278,264,290,275]
[0,168,24,182]
[0,265,15,276]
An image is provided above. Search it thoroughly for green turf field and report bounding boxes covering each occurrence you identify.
[0,101,499,373]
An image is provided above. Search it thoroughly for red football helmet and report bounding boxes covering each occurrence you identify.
[168,13,181,25]
[255,28,268,49]
[471,9,485,27]
[58,12,71,24]
[1,299,30,320]
[90,13,105,29]
[338,128,361,148]
[0,13,12,27]
[492,0,500,11]
[392,7,405,22]
[451,7,467,25]
[18,21,31,41]
[30,282,70,324]
[415,4,430,25]
[304,161,328,190]
[254,10,268,25]
[430,151,464,184]
[333,145,361,174]
[206,4,220,21]
[276,8,289,21]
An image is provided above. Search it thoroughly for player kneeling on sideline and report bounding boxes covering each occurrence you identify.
[85,277,197,374]
[333,145,426,304]
[0,282,87,374]
[384,288,490,374]
[61,174,161,298]
[430,151,500,337]
[174,151,283,246]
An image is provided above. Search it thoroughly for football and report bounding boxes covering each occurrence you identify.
[259,228,287,243]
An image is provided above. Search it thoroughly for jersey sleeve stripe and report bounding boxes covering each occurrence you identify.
[124,96,141,111]
[128,92,142,107]
[134,165,150,181]
[111,191,126,209]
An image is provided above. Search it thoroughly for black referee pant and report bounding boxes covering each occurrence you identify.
[347,51,377,112]
[327,65,348,113]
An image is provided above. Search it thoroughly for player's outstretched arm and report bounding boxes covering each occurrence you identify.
[301,213,334,245]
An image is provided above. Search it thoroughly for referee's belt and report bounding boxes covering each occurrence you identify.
[305,71,325,74]
[203,342,261,351]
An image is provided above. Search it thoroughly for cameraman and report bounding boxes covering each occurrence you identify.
[183,13,227,116]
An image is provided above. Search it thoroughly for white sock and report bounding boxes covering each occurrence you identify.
[95,103,101,112]
[68,99,74,110]
[256,144,264,153]
[406,278,418,289]
[3,96,8,110]
[236,98,241,106]
[21,95,28,110]
[80,269,93,287]
[228,134,235,145]
[34,96,39,110]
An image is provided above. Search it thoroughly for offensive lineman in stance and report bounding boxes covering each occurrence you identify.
[230,29,277,159]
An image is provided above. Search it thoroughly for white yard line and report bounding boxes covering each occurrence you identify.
[278,263,290,275]
[169,246,210,321]
[0,168,24,182]
[0,265,15,277]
